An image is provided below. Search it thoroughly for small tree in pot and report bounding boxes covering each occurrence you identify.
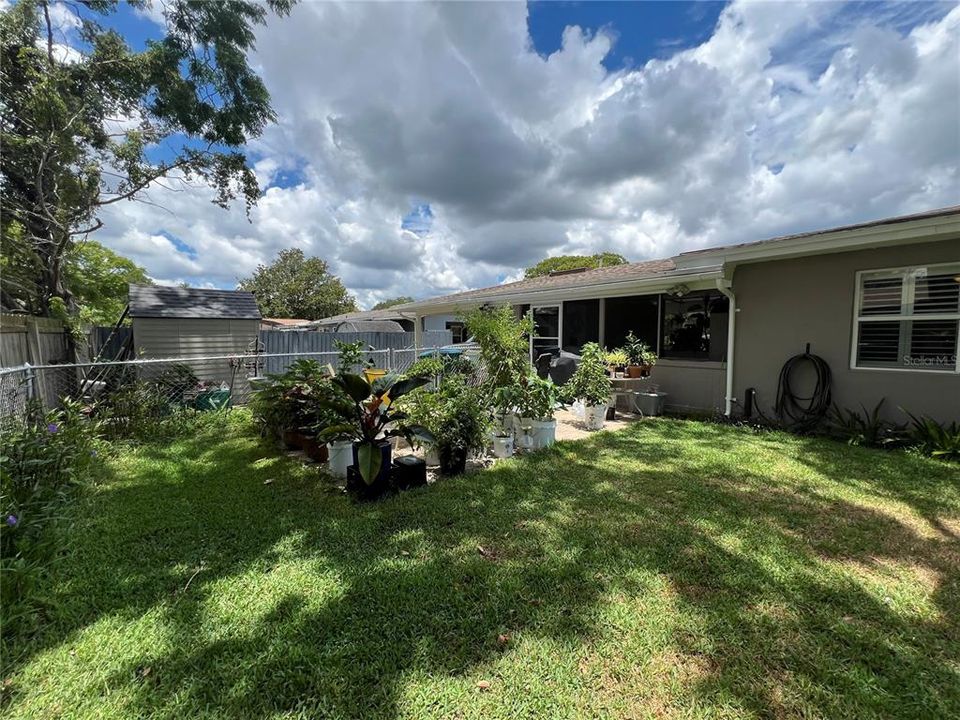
[563,343,612,430]
[518,373,560,450]
[432,377,491,475]
[319,373,433,497]
[623,332,653,378]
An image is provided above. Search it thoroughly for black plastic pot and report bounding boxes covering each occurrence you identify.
[438,445,467,476]
[346,465,391,501]
[351,441,392,487]
[393,455,427,489]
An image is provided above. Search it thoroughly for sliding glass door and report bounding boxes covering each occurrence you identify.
[530,304,561,359]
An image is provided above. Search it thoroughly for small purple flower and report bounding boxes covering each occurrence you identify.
[47,423,59,434]
[5,514,17,527]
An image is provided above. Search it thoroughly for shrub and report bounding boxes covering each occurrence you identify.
[564,342,612,405]
[1,400,101,645]
[249,359,345,439]
[904,412,960,461]
[403,375,490,457]
[463,306,533,391]
[828,400,904,448]
[518,373,560,421]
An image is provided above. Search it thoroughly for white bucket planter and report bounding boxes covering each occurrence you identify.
[528,419,557,449]
[327,440,353,479]
[492,434,514,458]
[583,403,607,431]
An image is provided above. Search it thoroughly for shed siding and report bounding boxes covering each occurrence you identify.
[732,238,960,424]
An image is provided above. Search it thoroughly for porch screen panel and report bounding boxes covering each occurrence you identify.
[562,299,599,354]
[853,264,960,372]
[604,295,659,350]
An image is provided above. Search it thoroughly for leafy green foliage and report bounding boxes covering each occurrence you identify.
[248,359,344,441]
[828,400,904,448]
[1,400,101,645]
[318,373,433,484]
[622,331,655,366]
[62,241,150,325]
[563,342,612,405]
[904,412,960,461]
[603,348,628,367]
[401,374,490,456]
[406,354,475,386]
[0,0,293,320]
[523,253,627,278]
[238,249,357,320]
[463,305,533,392]
[333,339,368,372]
[371,296,414,310]
[518,373,560,421]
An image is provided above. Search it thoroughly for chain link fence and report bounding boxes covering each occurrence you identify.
[0,347,458,427]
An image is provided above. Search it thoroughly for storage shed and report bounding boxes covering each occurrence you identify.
[129,284,262,358]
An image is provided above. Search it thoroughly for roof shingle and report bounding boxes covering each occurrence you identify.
[128,284,261,319]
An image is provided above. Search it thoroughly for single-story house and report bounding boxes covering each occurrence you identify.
[402,206,960,424]
[307,308,416,333]
[261,317,311,331]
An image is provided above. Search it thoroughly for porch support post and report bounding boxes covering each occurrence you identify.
[414,314,423,350]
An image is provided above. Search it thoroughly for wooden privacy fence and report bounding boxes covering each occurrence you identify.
[0,314,71,368]
[259,330,451,375]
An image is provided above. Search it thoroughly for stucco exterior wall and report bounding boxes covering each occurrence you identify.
[422,314,460,333]
[731,239,960,424]
[647,360,726,414]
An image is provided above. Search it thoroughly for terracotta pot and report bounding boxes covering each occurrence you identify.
[626,365,644,379]
[301,437,329,463]
[640,364,653,378]
[282,429,304,449]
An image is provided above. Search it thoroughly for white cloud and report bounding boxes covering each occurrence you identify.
[91,0,959,308]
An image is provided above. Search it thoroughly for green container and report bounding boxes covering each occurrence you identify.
[194,389,231,411]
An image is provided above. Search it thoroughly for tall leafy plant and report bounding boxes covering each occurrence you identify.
[319,374,433,484]
[463,305,533,393]
[564,342,612,406]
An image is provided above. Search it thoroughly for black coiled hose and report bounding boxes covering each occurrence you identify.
[774,349,832,432]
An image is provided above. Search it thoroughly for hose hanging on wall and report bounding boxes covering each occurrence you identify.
[774,345,832,432]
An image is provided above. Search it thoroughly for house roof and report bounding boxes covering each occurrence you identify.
[261,317,311,327]
[401,205,960,313]
[678,204,960,261]
[128,284,262,319]
[311,308,416,325]
[400,258,688,311]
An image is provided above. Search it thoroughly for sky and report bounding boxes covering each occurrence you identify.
[40,0,960,308]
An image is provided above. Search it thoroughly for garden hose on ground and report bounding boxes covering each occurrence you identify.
[774,346,832,433]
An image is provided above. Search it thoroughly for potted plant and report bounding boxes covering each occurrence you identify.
[518,373,560,450]
[640,346,658,377]
[563,343,612,430]
[432,377,491,475]
[604,348,628,377]
[623,332,650,378]
[319,373,433,497]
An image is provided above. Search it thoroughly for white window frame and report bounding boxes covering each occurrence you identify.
[850,262,960,374]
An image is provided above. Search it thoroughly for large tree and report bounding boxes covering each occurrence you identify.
[0,0,292,322]
[371,296,414,310]
[238,248,356,320]
[63,241,150,326]
[524,253,627,279]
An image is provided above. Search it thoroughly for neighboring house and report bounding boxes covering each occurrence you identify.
[129,284,262,358]
[261,318,311,331]
[402,207,960,423]
[308,308,416,333]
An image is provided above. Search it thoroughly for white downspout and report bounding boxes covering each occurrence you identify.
[715,277,736,417]
[414,313,423,351]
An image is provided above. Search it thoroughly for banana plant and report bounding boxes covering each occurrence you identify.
[319,373,435,484]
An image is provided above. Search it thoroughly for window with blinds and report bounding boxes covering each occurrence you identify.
[853,263,960,372]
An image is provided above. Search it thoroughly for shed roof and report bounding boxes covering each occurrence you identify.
[128,284,261,319]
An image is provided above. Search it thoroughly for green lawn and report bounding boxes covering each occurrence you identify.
[4,413,959,719]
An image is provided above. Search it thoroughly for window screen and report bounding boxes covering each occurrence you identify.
[562,299,599,354]
[853,264,960,372]
[660,291,729,360]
